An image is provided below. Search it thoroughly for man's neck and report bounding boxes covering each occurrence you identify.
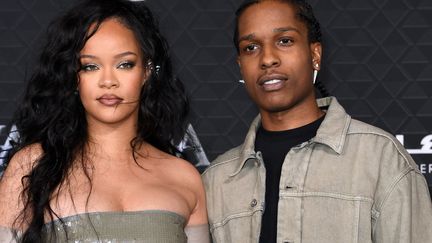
[260,100,324,131]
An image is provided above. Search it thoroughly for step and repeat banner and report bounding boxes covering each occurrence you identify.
[0,0,431,195]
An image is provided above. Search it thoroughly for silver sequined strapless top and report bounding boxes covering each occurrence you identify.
[42,210,187,243]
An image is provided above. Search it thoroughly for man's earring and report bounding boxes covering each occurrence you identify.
[313,63,319,84]
[313,70,318,84]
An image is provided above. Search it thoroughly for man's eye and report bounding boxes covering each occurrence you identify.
[118,62,135,69]
[81,64,99,72]
[279,38,293,45]
[243,44,258,52]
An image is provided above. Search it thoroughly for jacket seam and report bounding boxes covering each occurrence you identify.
[353,200,360,243]
[202,156,240,176]
[279,191,373,202]
[338,114,351,152]
[210,208,263,230]
[374,167,413,214]
[346,131,416,170]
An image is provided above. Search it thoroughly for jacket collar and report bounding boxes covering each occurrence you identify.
[231,97,351,176]
[313,97,351,154]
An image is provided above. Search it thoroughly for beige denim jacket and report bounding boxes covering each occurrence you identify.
[202,97,432,243]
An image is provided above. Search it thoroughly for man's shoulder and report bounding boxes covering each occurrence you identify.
[203,145,242,171]
[348,118,392,136]
[324,97,406,152]
[347,118,401,145]
[346,118,419,172]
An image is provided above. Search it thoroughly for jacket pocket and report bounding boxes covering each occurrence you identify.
[210,208,262,243]
[279,192,373,243]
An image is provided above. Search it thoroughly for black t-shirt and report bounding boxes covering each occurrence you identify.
[256,116,324,243]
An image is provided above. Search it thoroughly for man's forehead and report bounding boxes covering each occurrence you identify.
[238,3,305,31]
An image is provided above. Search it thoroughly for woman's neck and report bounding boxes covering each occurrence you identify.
[85,119,139,162]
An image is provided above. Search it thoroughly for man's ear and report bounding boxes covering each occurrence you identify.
[311,42,322,68]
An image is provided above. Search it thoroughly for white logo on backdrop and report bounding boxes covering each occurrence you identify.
[397,135,432,175]
[397,135,432,154]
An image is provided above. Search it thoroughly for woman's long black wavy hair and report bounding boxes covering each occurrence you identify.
[9,0,189,241]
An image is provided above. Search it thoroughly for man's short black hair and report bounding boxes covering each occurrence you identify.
[233,0,322,53]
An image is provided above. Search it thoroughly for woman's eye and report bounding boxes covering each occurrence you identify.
[117,62,135,69]
[81,64,99,72]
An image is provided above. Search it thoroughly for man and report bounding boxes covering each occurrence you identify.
[202,0,432,242]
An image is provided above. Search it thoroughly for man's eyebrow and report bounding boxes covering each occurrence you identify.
[238,33,255,43]
[274,27,300,33]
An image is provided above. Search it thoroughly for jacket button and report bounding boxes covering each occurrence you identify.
[250,199,257,207]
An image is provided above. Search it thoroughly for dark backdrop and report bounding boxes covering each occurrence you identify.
[0,0,431,194]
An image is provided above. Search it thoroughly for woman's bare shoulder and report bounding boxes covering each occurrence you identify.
[0,143,43,227]
[144,144,203,189]
[8,143,42,165]
[141,144,208,225]
[164,155,208,226]
[160,152,201,183]
[1,143,43,180]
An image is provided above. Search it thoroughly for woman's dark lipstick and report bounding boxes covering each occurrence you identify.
[96,94,124,106]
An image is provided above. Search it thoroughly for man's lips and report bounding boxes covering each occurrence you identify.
[96,94,124,106]
[258,73,288,91]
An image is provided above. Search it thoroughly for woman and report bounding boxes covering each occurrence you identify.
[0,0,209,242]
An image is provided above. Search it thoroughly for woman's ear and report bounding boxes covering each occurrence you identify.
[143,60,153,85]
